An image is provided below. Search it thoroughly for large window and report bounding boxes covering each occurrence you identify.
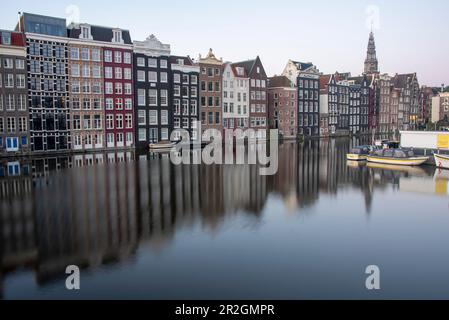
[149,89,157,106]
[149,110,158,125]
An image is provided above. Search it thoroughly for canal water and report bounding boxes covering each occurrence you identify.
[1,138,449,300]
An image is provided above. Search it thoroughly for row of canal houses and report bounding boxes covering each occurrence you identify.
[0,12,423,156]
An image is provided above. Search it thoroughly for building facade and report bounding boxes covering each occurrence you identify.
[199,49,224,134]
[170,56,199,141]
[133,35,171,147]
[0,30,29,154]
[101,29,134,149]
[267,76,296,139]
[222,62,249,130]
[67,24,106,151]
[431,92,449,123]
[282,60,320,137]
[19,13,70,152]
[377,74,392,133]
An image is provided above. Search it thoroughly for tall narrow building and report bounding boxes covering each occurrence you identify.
[364,31,379,75]
[18,13,71,153]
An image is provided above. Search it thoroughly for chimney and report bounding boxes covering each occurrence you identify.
[17,11,22,32]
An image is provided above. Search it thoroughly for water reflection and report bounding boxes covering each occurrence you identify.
[0,139,445,299]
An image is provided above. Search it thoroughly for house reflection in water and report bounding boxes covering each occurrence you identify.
[0,141,442,296]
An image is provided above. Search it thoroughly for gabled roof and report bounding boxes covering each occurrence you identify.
[291,61,314,71]
[67,23,132,45]
[392,73,416,88]
[268,76,293,88]
[320,73,341,90]
[232,56,261,78]
[170,55,194,66]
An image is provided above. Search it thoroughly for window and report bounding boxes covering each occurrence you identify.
[191,75,198,84]
[81,48,90,60]
[161,110,168,125]
[149,89,157,106]
[138,110,146,125]
[113,30,123,43]
[124,52,131,64]
[115,67,123,79]
[124,68,132,80]
[2,32,11,45]
[82,65,90,77]
[116,114,123,129]
[115,83,122,94]
[174,74,180,83]
[92,49,101,61]
[93,65,101,78]
[16,75,26,88]
[148,58,157,67]
[106,114,114,129]
[83,98,91,110]
[7,117,16,133]
[125,99,133,110]
[138,89,146,106]
[138,128,146,141]
[104,50,112,62]
[18,95,26,110]
[125,83,132,95]
[4,58,13,69]
[124,113,132,129]
[137,70,145,82]
[160,60,167,68]
[71,64,80,77]
[160,72,168,83]
[16,59,25,70]
[116,98,123,110]
[105,82,113,94]
[6,74,14,87]
[160,90,168,106]
[137,57,145,67]
[72,82,80,93]
[19,117,27,132]
[114,51,122,63]
[106,98,114,110]
[105,67,113,79]
[161,128,169,140]
[149,110,158,125]
[148,71,157,82]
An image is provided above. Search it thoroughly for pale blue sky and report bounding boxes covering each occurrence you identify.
[1,0,448,86]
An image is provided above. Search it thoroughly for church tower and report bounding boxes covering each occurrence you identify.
[364,31,379,74]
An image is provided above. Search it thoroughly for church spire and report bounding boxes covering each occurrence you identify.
[364,31,379,74]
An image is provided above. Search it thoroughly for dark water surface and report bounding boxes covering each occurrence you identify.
[1,138,449,300]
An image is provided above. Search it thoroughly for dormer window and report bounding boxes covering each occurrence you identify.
[2,32,11,45]
[236,67,244,76]
[113,30,123,43]
[176,58,184,65]
[81,26,91,39]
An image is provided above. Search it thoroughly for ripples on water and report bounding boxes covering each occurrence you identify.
[1,138,449,299]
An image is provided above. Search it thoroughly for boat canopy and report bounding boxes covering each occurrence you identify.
[350,146,371,154]
[373,149,415,158]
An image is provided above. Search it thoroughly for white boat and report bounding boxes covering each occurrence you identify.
[367,149,429,166]
[149,141,177,151]
[434,153,449,169]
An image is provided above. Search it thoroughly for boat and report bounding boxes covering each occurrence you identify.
[366,149,429,166]
[149,141,177,151]
[434,153,449,170]
[374,139,400,150]
[346,145,371,161]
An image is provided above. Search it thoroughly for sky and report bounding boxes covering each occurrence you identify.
[1,0,448,87]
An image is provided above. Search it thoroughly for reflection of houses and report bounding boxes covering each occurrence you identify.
[297,140,320,207]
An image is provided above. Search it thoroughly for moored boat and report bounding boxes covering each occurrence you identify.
[346,146,371,161]
[434,153,449,170]
[149,141,177,151]
[367,149,428,166]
